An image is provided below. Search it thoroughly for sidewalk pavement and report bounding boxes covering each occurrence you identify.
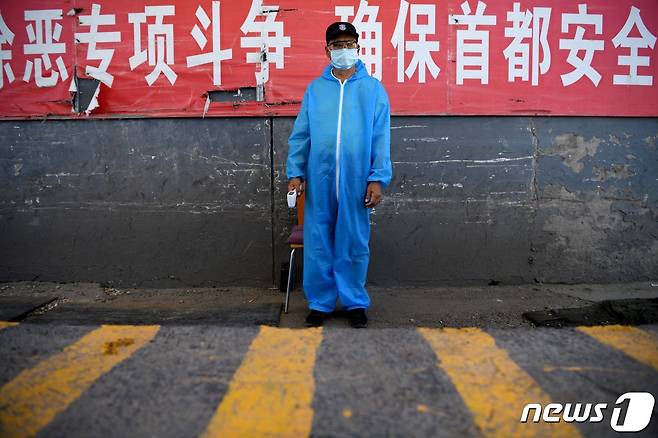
[0,280,657,328]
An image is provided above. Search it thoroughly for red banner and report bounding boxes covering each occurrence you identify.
[0,0,656,118]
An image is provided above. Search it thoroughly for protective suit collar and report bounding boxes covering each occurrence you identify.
[321,59,369,82]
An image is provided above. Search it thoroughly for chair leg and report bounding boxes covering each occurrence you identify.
[285,248,296,314]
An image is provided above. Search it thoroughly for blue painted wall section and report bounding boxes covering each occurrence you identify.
[1,117,657,287]
[0,118,272,286]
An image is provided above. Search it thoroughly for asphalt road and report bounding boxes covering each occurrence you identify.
[0,321,657,438]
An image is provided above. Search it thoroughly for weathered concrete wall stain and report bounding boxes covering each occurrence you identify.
[541,133,602,173]
[1,116,657,287]
[532,118,658,284]
[591,164,634,181]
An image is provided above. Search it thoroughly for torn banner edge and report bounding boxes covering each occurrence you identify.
[68,73,101,116]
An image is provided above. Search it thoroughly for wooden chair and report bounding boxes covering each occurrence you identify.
[284,191,304,313]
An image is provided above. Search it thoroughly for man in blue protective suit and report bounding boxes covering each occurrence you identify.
[286,21,392,328]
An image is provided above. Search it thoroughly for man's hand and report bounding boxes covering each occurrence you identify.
[364,181,382,208]
[288,177,305,196]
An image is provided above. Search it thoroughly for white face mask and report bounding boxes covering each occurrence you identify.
[330,48,359,70]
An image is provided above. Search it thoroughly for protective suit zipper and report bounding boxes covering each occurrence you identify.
[335,79,345,202]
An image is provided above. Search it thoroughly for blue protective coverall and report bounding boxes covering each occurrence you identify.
[286,59,392,312]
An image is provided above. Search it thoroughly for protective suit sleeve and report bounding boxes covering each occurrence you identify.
[367,83,392,190]
[286,87,311,181]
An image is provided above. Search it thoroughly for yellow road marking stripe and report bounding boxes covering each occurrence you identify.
[0,324,160,438]
[418,327,581,438]
[201,326,323,438]
[0,321,19,330]
[577,324,658,371]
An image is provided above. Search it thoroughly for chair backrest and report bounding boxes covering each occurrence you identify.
[297,191,305,226]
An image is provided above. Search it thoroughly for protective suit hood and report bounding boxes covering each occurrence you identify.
[321,58,370,82]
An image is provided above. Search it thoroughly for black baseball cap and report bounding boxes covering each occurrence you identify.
[326,22,359,44]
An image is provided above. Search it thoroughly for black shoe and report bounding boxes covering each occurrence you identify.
[305,310,328,327]
[347,308,368,328]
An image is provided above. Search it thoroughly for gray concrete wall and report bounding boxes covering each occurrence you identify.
[1,117,657,287]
